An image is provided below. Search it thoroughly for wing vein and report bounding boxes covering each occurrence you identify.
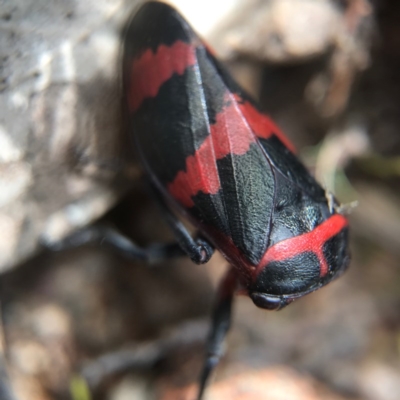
[192,50,230,229]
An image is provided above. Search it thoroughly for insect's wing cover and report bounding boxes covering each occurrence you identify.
[124,2,276,265]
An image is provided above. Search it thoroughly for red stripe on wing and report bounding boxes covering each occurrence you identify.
[128,41,196,112]
[167,134,220,208]
[257,214,348,277]
[234,94,296,153]
[168,94,257,207]
[210,96,257,158]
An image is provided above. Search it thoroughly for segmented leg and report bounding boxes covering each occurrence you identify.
[197,267,237,400]
[44,186,214,265]
[149,184,214,264]
[44,224,185,263]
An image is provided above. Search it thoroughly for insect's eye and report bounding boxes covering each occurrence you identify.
[249,293,283,310]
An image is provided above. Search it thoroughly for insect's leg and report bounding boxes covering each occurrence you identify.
[45,183,214,264]
[149,185,214,265]
[197,267,237,400]
[43,224,185,264]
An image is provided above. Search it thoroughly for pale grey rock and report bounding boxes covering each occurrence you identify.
[0,0,142,273]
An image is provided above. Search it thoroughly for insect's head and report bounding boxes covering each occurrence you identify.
[248,214,350,311]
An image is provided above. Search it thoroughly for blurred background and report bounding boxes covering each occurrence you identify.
[0,0,399,399]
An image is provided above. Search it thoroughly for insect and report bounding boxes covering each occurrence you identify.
[56,1,350,399]
[121,2,350,397]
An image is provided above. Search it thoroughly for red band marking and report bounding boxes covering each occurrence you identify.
[128,41,196,112]
[210,96,258,158]
[168,93,297,208]
[234,95,296,153]
[257,214,348,277]
[167,134,220,208]
[129,42,295,207]
[168,94,257,207]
